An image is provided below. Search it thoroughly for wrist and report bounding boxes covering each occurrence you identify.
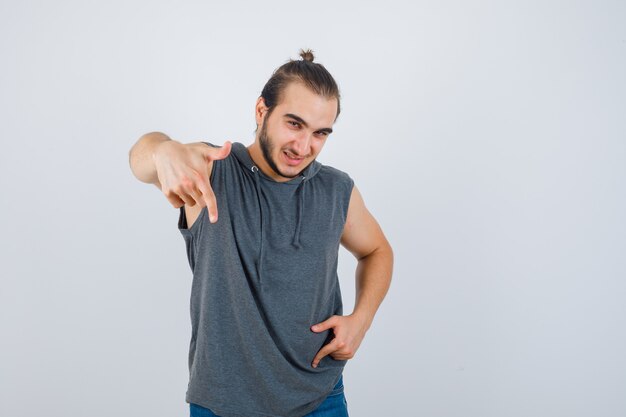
[151,137,177,162]
[350,310,373,332]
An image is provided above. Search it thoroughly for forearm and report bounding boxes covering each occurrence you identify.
[128,131,174,184]
[351,243,394,331]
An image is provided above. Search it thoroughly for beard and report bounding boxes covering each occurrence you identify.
[258,117,310,179]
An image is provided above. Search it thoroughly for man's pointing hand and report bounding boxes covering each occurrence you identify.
[153,140,232,223]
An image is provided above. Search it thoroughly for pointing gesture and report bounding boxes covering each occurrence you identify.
[153,140,232,223]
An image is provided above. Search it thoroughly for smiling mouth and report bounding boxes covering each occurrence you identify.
[283,151,305,165]
[284,151,303,160]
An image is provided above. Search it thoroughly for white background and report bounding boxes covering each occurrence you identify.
[1,1,625,416]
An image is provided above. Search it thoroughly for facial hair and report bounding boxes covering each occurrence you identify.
[258,117,310,179]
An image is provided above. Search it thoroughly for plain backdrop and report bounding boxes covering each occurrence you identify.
[1,1,625,416]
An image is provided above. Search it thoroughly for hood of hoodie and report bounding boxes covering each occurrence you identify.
[230,141,322,185]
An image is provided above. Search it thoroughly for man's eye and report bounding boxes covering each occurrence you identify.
[288,121,300,127]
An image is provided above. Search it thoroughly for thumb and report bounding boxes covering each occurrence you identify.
[311,316,337,333]
[208,140,232,161]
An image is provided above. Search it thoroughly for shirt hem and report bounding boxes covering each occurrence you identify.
[186,392,327,417]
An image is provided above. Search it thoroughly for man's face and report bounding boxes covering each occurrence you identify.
[256,82,337,181]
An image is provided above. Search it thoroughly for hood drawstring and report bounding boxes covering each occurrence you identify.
[251,165,265,283]
[292,176,306,249]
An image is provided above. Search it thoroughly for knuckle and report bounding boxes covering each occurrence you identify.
[169,184,182,194]
[191,169,205,181]
[180,176,194,189]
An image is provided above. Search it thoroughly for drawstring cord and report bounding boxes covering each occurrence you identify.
[251,166,265,283]
[292,175,306,249]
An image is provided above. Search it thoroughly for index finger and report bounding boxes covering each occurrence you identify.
[195,175,218,223]
[312,340,338,368]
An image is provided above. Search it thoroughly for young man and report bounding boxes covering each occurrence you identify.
[129,49,393,417]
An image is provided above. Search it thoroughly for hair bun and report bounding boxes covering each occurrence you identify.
[299,48,315,62]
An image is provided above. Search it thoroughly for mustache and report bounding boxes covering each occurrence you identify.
[283,149,310,158]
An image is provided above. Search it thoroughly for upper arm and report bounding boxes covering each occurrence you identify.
[340,185,390,260]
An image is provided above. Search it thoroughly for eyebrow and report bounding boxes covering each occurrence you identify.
[284,113,333,134]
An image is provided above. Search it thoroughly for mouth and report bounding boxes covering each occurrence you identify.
[283,150,305,166]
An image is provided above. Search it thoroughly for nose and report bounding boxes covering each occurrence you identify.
[291,131,313,156]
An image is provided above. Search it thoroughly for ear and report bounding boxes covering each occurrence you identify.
[255,96,269,127]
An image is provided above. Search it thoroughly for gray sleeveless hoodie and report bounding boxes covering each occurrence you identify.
[177,142,354,417]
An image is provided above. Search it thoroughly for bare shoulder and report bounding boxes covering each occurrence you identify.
[340,185,389,259]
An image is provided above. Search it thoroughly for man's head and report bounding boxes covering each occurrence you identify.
[250,49,340,182]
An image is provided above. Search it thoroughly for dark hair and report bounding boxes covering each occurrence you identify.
[259,48,341,122]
